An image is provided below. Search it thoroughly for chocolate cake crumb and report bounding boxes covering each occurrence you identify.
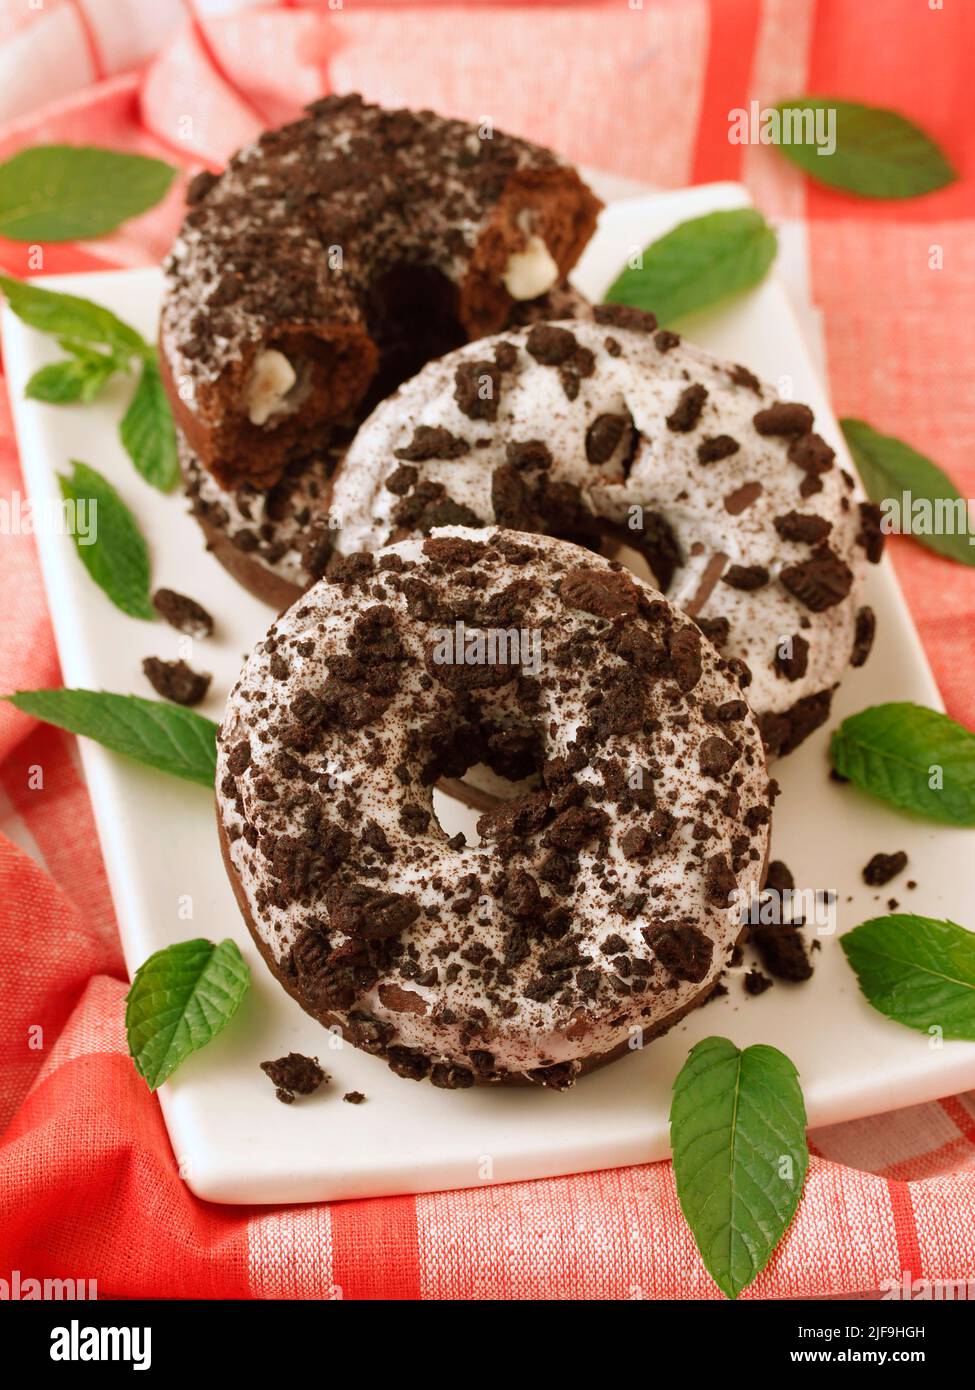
[744,968,773,996]
[142,656,211,706]
[862,851,908,887]
[343,1091,365,1104]
[152,587,214,638]
[260,1052,327,1104]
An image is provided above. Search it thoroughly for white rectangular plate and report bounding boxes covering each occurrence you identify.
[5,181,975,1204]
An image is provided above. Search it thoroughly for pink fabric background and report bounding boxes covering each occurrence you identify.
[0,0,973,1298]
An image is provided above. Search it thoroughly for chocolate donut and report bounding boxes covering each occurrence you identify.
[178,286,595,607]
[161,94,601,491]
[326,311,882,756]
[216,527,772,1089]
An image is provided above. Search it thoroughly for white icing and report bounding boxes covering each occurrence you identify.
[246,348,298,426]
[502,235,560,300]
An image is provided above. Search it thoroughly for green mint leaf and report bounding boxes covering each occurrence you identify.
[603,208,777,327]
[841,915,975,1041]
[841,418,974,567]
[57,460,155,619]
[2,688,217,787]
[119,357,179,492]
[0,275,147,357]
[771,99,956,199]
[125,938,250,1090]
[830,703,975,825]
[0,144,177,242]
[25,353,118,405]
[670,1036,808,1300]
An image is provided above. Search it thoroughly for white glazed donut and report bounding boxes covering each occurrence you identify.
[216,528,773,1088]
[327,309,882,756]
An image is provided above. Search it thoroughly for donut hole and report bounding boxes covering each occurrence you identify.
[362,264,467,411]
[430,712,546,834]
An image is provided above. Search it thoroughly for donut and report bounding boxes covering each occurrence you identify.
[326,310,882,757]
[179,286,594,607]
[180,435,342,611]
[160,94,602,492]
[216,527,773,1089]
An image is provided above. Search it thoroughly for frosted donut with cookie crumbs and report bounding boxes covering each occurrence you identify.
[327,309,882,756]
[160,94,601,492]
[216,528,773,1089]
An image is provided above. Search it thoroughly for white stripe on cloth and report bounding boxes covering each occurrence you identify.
[248,1205,339,1300]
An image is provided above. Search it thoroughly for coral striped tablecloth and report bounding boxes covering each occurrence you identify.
[1,0,973,1299]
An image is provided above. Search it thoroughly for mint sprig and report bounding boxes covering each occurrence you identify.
[58,460,155,618]
[3,689,218,787]
[841,418,974,567]
[604,208,777,327]
[771,99,956,200]
[120,358,179,491]
[670,1037,808,1300]
[0,145,177,242]
[26,339,127,404]
[830,703,975,825]
[0,275,146,355]
[841,915,975,1040]
[126,939,250,1090]
[0,276,178,493]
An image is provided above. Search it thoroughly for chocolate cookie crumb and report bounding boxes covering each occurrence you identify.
[260,1052,327,1104]
[751,924,813,982]
[666,383,708,433]
[744,968,773,996]
[851,606,876,667]
[753,402,814,437]
[343,1091,365,1105]
[152,588,214,639]
[142,656,211,706]
[862,851,908,887]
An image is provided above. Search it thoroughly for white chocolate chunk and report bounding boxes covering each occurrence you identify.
[247,349,297,426]
[502,235,559,300]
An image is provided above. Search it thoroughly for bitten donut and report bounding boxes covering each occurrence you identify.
[161,94,601,491]
[178,286,594,607]
[216,527,773,1089]
[326,309,882,756]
